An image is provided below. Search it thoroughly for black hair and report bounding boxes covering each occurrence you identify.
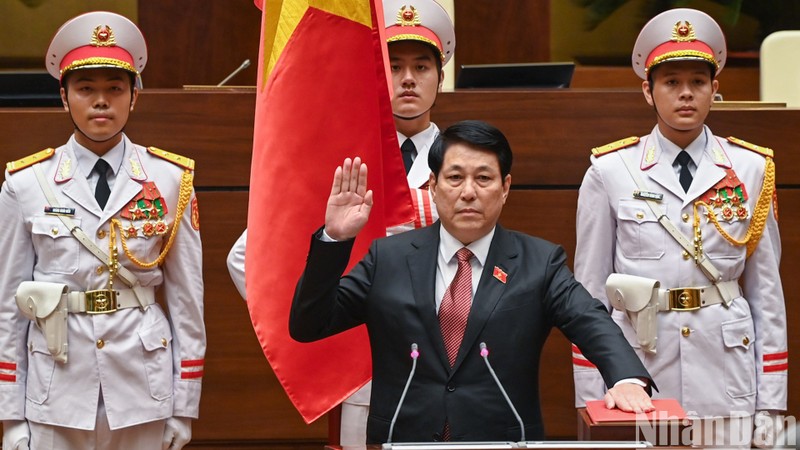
[428,120,513,178]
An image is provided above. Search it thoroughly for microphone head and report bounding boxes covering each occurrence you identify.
[479,342,489,357]
[410,343,419,359]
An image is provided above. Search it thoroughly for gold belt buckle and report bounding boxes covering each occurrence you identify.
[668,288,702,311]
[84,290,119,314]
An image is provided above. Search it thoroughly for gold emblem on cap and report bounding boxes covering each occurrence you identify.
[91,25,117,47]
[671,21,696,42]
[396,5,421,26]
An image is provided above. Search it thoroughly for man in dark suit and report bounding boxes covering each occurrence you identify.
[290,120,654,443]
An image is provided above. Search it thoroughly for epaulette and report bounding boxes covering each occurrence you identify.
[6,148,56,174]
[147,147,195,170]
[727,137,773,158]
[591,136,640,157]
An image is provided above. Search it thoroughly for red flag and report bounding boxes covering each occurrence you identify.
[246,0,414,423]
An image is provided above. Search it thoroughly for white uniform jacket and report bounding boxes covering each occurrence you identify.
[0,134,206,430]
[572,126,787,417]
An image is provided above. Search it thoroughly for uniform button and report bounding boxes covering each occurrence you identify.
[682,251,691,260]
[161,338,168,347]
[681,327,691,337]
[51,227,59,236]
[682,213,690,223]
[742,335,750,346]
[97,229,107,239]
[96,266,106,275]
[635,211,645,219]
[446,383,456,392]
[96,339,105,349]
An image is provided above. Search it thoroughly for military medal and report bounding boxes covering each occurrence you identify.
[699,169,749,223]
[120,181,170,237]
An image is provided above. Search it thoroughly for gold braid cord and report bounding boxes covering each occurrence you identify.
[111,170,194,268]
[693,157,775,259]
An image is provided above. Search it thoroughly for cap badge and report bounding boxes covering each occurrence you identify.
[91,25,117,47]
[671,21,696,42]
[396,5,421,27]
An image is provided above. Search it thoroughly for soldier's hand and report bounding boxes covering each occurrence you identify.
[604,383,654,413]
[162,416,192,450]
[324,157,373,241]
[2,420,30,450]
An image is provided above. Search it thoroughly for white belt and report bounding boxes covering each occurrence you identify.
[66,288,155,314]
[656,280,741,311]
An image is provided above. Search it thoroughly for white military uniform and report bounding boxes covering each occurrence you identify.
[0,135,205,432]
[572,12,787,445]
[572,125,787,417]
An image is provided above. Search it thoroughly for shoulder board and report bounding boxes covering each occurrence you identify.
[591,136,640,157]
[726,137,773,158]
[6,148,56,174]
[147,147,195,170]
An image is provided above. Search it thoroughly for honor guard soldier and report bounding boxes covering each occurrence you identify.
[225,2,455,444]
[0,11,205,450]
[571,8,787,448]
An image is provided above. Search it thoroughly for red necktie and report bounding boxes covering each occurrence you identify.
[439,248,474,367]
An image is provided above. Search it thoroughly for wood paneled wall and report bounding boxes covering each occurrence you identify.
[1,90,797,448]
[136,0,550,89]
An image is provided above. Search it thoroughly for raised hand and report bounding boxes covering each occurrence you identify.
[324,157,373,241]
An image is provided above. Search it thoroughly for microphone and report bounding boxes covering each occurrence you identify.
[386,343,419,444]
[480,342,525,442]
[217,59,251,86]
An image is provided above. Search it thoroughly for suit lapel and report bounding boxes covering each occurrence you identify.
[452,225,517,373]
[407,223,450,371]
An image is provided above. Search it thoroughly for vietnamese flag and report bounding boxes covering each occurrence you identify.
[246,0,414,423]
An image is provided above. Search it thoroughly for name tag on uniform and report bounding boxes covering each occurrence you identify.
[44,206,76,216]
[633,190,663,202]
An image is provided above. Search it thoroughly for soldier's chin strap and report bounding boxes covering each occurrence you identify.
[64,97,128,145]
[31,163,149,307]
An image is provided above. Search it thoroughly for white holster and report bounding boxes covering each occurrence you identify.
[606,273,660,354]
[15,281,69,363]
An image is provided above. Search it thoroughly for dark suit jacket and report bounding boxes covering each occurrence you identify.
[291,222,651,443]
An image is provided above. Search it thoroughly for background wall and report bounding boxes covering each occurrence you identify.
[0,0,137,68]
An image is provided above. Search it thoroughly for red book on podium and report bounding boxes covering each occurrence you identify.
[578,399,690,447]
